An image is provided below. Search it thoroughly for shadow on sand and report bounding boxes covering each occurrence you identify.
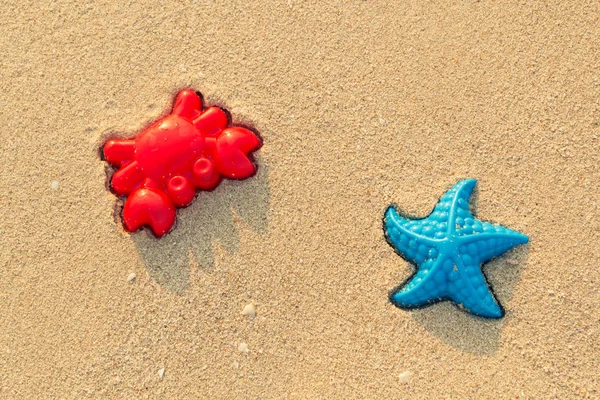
[406,244,529,355]
[130,161,270,293]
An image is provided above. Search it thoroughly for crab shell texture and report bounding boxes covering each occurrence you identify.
[103,89,261,237]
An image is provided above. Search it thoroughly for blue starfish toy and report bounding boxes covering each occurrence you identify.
[384,179,528,319]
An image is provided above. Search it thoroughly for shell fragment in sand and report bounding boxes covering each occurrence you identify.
[398,371,412,383]
[50,180,59,190]
[127,272,136,282]
[158,368,165,379]
[241,303,256,318]
[238,343,249,353]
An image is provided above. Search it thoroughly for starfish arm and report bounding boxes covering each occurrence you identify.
[389,256,450,309]
[384,207,441,265]
[425,179,476,236]
[457,228,529,263]
[445,179,477,235]
[447,255,503,318]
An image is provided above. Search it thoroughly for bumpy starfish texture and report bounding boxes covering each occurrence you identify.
[384,179,528,319]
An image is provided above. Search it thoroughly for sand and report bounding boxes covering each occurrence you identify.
[1,0,599,398]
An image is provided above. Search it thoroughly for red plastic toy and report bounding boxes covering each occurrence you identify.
[103,90,261,237]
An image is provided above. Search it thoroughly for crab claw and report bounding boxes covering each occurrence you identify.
[122,188,176,237]
[214,127,261,179]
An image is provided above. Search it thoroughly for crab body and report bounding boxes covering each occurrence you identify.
[103,90,260,237]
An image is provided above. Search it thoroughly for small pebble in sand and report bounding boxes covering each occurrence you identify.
[241,303,256,318]
[398,370,412,383]
[50,180,59,190]
[158,368,165,379]
[238,343,249,353]
[127,273,136,282]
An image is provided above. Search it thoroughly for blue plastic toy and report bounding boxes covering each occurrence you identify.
[384,179,528,319]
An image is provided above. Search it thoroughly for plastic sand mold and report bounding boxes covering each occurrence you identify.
[103,90,261,237]
[384,179,528,319]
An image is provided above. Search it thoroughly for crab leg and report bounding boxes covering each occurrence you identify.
[111,160,144,196]
[103,139,135,167]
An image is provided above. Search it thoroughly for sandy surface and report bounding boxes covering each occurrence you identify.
[1,0,599,398]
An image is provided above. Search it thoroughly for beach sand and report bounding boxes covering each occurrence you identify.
[1,0,599,398]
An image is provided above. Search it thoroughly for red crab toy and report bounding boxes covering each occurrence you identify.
[103,90,261,237]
